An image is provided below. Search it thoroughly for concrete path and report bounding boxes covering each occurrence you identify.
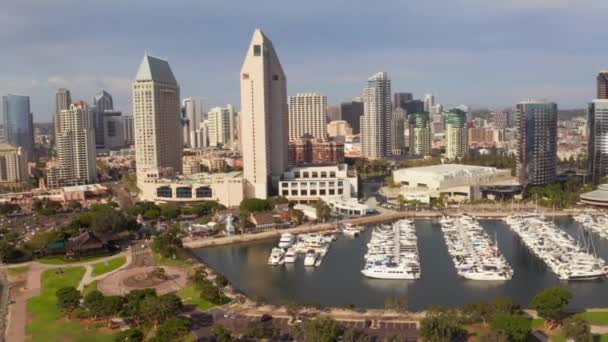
[77,252,132,291]
[3,250,130,342]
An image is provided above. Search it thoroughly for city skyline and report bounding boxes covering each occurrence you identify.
[2,1,608,121]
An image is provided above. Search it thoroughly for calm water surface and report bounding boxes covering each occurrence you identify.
[194,217,608,310]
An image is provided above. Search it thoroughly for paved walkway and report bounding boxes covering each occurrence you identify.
[77,252,132,291]
[2,251,129,342]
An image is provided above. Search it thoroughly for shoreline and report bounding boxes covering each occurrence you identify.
[184,209,577,249]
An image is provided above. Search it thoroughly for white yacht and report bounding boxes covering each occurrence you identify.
[278,233,295,248]
[267,247,285,265]
[361,219,421,280]
[284,248,297,263]
[304,250,317,266]
[342,223,362,237]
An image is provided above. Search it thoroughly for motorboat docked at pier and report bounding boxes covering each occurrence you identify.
[574,214,608,240]
[505,213,607,281]
[341,223,364,237]
[304,250,317,266]
[278,233,296,248]
[440,215,513,281]
[267,247,285,265]
[361,219,421,280]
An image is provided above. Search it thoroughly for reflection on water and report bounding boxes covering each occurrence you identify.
[194,217,608,310]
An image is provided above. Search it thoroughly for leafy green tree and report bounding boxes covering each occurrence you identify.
[114,328,144,342]
[491,296,519,316]
[56,286,82,318]
[214,274,228,288]
[314,201,332,222]
[152,229,183,258]
[0,202,20,215]
[462,302,492,324]
[562,316,592,342]
[292,316,344,342]
[342,328,369,342]
[154,318,191,341]
[489,314,531,342]
[120,289,157,326]
[530,287,573,322]
[211,324,234,342]
[24,230,63,253]
[244,321,279,340]
[159,203,181,219]
[84,290,106,318]
[419,307,464,342]
[198,279,230,305]
[239,198,272,212]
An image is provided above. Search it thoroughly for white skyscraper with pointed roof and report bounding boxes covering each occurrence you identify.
[240,29,288,199]
[132,54,182,181]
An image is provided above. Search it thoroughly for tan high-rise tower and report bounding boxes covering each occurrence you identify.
[240,29,288,199]
[133,54,182,182]
[288,93,327,141]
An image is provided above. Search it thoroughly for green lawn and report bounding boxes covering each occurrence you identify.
[82,280,98,297]
[38,254,111,265]
[530,318,545,329]
[177,284,216,311]
[26,267,116,342]
[7,265,30,277]
[91,256,126,277]
[577,311,608,326]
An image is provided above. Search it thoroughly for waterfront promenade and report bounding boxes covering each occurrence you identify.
[183,207,578,249]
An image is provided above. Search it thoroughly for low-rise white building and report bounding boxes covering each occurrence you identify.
[278,164,357,203]
[393,164,515,202]
[138,171,243,207]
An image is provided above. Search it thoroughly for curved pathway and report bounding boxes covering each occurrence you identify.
[2,251,129,342]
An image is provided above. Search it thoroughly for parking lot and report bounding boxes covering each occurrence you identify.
[186,307,418,341]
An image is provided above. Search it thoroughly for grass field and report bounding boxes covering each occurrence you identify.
[177,284,216,311]
[26,267,115,342]
[38,254,111,265]
[577,311,608,326]
[82,280,99,297]
[91,256,126,277]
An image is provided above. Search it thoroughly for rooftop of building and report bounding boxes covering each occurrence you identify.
[393,164,511,179]
[580,184,608,205]
[62,184,107,193]
[135,54,177,83]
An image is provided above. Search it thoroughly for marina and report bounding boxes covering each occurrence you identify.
[362,219,421,280]
[574,213,608,240]
[440,215,513,281]
[268,232,336,268]
[505,214,607,280]
[194,218,608,310]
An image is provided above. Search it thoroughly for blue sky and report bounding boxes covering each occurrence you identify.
[1,0,607,122]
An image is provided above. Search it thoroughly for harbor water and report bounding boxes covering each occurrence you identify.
[193,217,608,310]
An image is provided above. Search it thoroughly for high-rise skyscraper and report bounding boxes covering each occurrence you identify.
[182,97,203,147]
[445,109,468,160]
[207,105,235,148]
[408,112,432,157]
[361,72,392,160]
[54,88,72,144]
[133,54,182,180]
[1,94,34,161]
[597,71,608,100]
[588,99,608,182]
[390,107,406,155]
[423,94,435,112]
[288,93,327,141]
[52,101,97,186]
[515,99,557,187]
[240,29,288,199]
[93,90,113,148]
[0,144,28,185]
[393,92,413,110]
[340,100,364,134]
